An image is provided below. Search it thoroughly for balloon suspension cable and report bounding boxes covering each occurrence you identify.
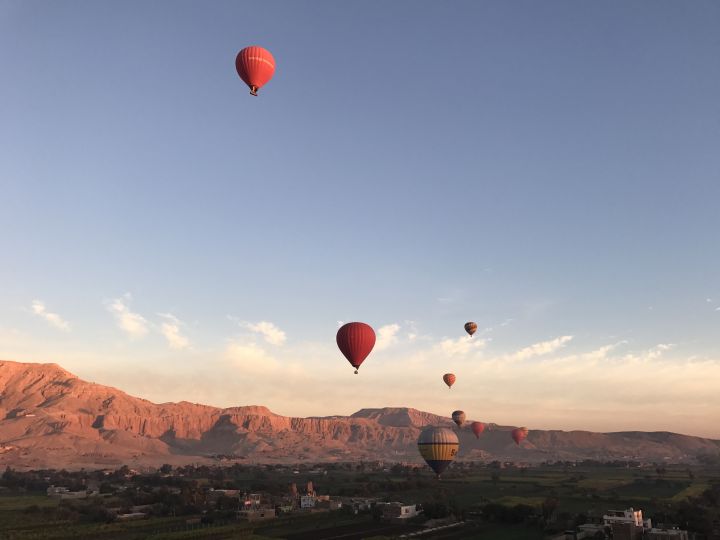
[250,86,258,96]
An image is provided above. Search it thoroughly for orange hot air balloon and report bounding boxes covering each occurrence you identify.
[464,322,477,337]
[443,373,456,389]
[471,421,485,438]
[235,46,276,96]
[511,427,528,446]
[451,410,466,428]
[336,322,376,374]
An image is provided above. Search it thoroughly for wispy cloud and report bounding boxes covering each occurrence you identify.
[30,300,70,331]
[582,341,627,361]
[106,294,149,338]
[158,313,190,350]
[510,335,573,361]
[375,324,401,351]
[225,341,280,373]
[239,321,286,346]
[629,343,673,361]
[437,335,487,356]
[405,320,419,342]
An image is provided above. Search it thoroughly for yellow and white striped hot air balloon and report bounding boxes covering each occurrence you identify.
[417,426,459,479]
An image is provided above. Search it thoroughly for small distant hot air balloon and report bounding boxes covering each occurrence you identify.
[336,322,376,374]
[443,373,456,389]
[451,410,466,428]
[464,322,477,337]
[235,46,276,96]
[471,421,485,438]
[417,426,459,479]
[511,427,529,446]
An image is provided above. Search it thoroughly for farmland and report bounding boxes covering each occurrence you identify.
[0,461,718,539]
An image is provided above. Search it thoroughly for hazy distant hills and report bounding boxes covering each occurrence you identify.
[0,360,718,470]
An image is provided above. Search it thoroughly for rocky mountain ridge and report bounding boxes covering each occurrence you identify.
[1,360,718,470]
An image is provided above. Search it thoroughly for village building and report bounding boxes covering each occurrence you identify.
[381,502,422,523]
[603,508,652,529]
[237,508,276,521]
[646,527,690,540]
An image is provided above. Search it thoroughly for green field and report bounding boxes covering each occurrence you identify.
[0,464,717,539]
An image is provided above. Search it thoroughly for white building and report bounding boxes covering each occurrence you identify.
[647,527,689,540]
[300,495,316,508]
[47,486,69,497]
[382,502,422,522]
[603,507,652,529]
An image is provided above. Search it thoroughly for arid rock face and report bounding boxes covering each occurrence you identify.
[0,360,718,470]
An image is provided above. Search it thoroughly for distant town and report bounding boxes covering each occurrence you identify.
[1,459,719,539]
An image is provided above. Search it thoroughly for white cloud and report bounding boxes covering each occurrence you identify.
[437,335,487,356]
[30,300,70,331]
[637,343,674,361]
[375,324,400,351]
[404,320,419,342]
[510,335,573,361]
[582,341,627,361]
[158,313,190,350]
[106,294,149,338]
[240,321,286,346]
[226,340,280,373]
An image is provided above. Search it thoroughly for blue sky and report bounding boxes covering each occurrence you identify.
[1,1,719,435]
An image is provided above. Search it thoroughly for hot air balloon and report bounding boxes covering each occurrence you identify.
[511,427,528,446]
[451,410,466,428]
[443,373,456,389]
[417,426,459,479]
[464,322,477,337]
[336,322,376,374]
[235,46,276,96]
[471,421,485,438]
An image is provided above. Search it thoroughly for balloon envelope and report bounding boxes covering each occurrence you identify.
[443,373,456,389]
[451,410,466,428]
[464,322,478,337]
[336,322,376,374]
[511,427,529,445]
[471,422,485,438]
[417,426,459,478]
[235,46,276,95]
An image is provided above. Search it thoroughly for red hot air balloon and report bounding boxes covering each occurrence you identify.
[235,46,276,96]
[443,373,456,389]
[471,422,485,438]
[336,322,376,374]
[511,427,528,446]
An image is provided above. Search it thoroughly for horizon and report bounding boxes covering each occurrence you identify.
[0,356,716,440]
[2,2,720,439]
